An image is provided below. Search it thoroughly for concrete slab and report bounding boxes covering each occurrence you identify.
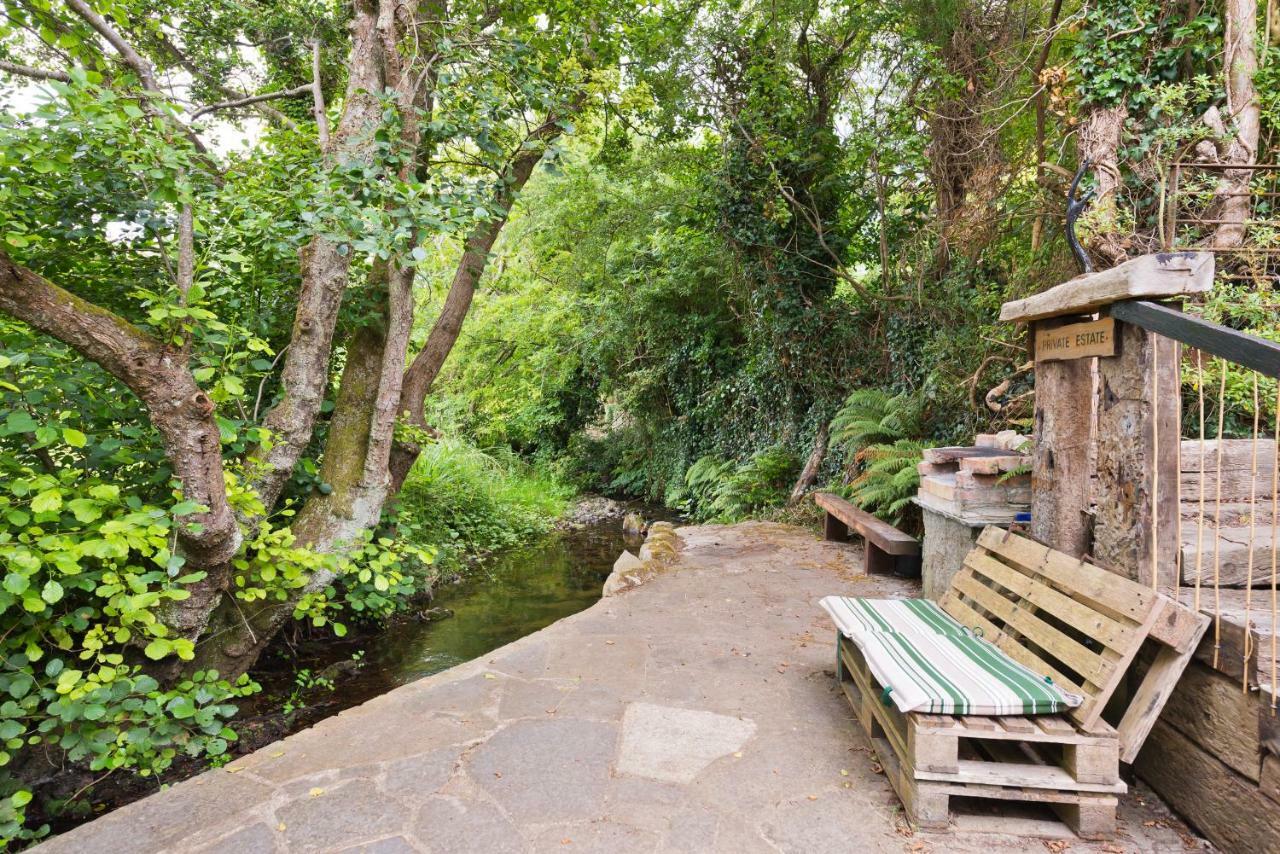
[615,702,756,784]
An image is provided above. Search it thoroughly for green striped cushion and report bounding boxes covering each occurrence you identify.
[820,596,1083,716]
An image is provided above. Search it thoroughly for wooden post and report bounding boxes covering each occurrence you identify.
[1031,316,1097,557]
[1093,320,1181,594]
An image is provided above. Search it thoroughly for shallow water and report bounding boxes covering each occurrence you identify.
[319,518,650,707]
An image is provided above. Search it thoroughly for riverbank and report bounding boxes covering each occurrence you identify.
[37,522,1205,853]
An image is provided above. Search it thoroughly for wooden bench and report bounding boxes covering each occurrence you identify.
[814,491,920,575]
[833,526,1209,838]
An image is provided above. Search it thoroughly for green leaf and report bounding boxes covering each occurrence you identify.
[3,411,37,434]
[143,639,172,660]
[171,501,201,516]
[66,499,103,524]
[3,573,28,595]
[30,489,62,514]
[41,580,64,604]
[62,427,87,447]
[11,790,32,808]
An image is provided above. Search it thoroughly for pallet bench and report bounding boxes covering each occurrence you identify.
[815,491,920,575]
[831,526,1209,838]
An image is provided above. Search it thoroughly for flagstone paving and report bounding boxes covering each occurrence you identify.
[36,522,1209,853]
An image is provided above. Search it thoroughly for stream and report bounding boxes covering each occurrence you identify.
[260,514,662,720]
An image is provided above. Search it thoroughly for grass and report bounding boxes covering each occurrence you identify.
[395,437,574,566]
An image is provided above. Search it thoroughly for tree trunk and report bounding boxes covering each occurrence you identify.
[248,0,407,511]
[789,421,829,504]
[0,253,241,635]
[389,138,560,492]
[1210,0,1260,249]
[193,260,416,676]
[1078,102,1129,267]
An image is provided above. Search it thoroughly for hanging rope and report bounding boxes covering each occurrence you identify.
[1243,374,1260,692]
[1176,360,1184,605]
[1271,383,1279,714]
[1152,341,1160,592]
[1196,351,1207,612]
[1212,361,1227,670]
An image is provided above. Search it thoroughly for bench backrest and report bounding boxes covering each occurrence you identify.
[939,526,1164,728]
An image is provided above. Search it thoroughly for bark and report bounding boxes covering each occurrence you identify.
[0,253,241,631]
[1078,102,1129,267]
[193,261,416,675]
[388,135,561,491]
[248,0,424,512]
[1209,0,1261,249]
[789,421,829,504]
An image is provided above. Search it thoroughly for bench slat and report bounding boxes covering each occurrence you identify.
[975,527,1156,623]
[951,570,1112,690]
[815,492,919,555]
[939,591,1085,697]
[965,552,1138,653]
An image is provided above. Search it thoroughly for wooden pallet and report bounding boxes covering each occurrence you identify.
[837,635,1122,839]
[829,526,1211,838]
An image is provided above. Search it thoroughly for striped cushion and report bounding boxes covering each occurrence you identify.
[820,596,1083,716]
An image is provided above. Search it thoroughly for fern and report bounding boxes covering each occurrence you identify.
[843,439,925,527]
[829,388,922,451]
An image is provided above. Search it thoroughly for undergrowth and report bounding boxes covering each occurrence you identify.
[395,438,573,568]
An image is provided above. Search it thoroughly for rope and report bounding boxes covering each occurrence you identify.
[1152,341,1160,592]
[1212,361,1227,670]
[1271,383,1279,714]
[1196,351,1207,612]
[1176,364,1184,605]
[1244,374,1260,692]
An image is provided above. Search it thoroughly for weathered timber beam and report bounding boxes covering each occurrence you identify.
[1112,300,1280,379]
[999,252,1214,323]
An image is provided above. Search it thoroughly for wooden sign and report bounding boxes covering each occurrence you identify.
[1034,317,1116,362]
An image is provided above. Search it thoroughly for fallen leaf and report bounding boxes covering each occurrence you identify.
[870,762,884,774]
[807,795,818,801]
[309,787,325,798]
[733,752,743,759]
[277,823,286,832]
[270,750,285,758]
[605,640,615,645]
[840,769,849,776]
[560,839,572,845]
[483,673,497,680]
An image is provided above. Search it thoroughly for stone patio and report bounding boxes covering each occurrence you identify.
[35,522,1209,853]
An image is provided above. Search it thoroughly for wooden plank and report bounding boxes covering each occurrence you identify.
[1035,316,1117,362]
[975,527,1158,623]
[924,445,1016,464]
[998,251,1213,323]
[958,453,1027,475]
[1116,612,1210,763]
[1093,320,1181,595]
[1031,318,1096,557]
[1179,439,1278,500]
[1179,526,1280,588]
[965,552,1137,653]
[813,492,919,555]
[939,591,1085,695]
[1113,299,1280,379]
[1149,660,1263,781]
[1262,754,1280,806]
[1135,721,1280,853]
[950,570,1112,688]
[914,759,1126,794]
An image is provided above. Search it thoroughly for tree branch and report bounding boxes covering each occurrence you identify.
[189,84,314,120]
[0,251,241,597]
[311,40,330,149]
[0,59,71,82]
